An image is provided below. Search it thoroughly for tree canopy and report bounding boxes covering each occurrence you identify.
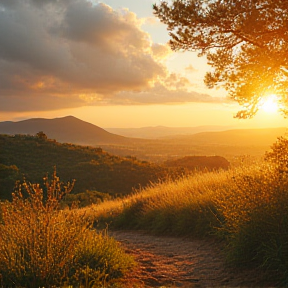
[153,0,288,118]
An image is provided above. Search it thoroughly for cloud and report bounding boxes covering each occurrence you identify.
[185,64,198,73]
[0,0,223,112]
[76,73,226,105]
[151,43,172,61]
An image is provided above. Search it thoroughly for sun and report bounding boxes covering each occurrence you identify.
[259,94,280,113]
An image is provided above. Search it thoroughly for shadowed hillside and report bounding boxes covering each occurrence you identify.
[0,134,181,200]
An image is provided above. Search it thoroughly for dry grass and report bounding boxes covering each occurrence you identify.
[80,170,230,235]
[2,137,288,286]
[81,155,288,285]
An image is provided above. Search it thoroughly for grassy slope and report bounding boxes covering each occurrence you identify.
[81,160,288,285]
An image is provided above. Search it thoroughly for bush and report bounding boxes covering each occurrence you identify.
[0,164,20,200]
[62,190,112,208]
[215,142,288,284]
[0,169,134,288]
[72,230,134,287]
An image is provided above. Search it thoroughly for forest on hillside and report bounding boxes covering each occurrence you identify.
[0,134,185,201]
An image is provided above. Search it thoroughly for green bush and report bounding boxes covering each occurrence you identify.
[72,230,135,287]
[62,190,112,208]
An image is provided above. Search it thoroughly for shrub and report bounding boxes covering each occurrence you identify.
[0,169,134,288]
[71,229,134,287]
[62,190,112,208]
[215,161,288,284]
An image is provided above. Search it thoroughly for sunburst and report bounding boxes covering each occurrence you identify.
[259,94,280,113]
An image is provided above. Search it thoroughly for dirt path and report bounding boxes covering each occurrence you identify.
[110,230,277,288]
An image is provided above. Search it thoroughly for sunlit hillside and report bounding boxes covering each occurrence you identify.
[79,137,288,284]
[1,133,288,286]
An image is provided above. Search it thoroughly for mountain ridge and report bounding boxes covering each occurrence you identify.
[0,116,135,145]
[105,125,235,138]
[0,116,286,159]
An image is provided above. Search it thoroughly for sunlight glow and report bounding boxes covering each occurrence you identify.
[259,94,279,113]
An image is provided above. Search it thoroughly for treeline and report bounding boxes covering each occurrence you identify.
[164,155,230,171]
[0,134,183,201]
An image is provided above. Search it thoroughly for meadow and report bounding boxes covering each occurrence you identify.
[1,136,288,287]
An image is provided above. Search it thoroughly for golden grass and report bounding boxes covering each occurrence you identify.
[79,170,232,235]
[79,159,288,284]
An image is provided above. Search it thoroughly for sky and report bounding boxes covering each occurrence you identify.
[0,0,287,128]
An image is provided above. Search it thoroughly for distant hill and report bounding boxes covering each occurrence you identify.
[106,125,234,139]
[101,127,288,163]
[164,127,288,146]
[0,116,137,145]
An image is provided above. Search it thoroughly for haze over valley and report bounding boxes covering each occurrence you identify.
[0,116,286,164]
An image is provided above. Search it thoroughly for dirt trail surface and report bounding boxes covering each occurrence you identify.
[110,230,277,288]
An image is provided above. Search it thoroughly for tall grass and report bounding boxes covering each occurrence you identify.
[215,137,288,283]
[82,171,230,236]
[83,138,288,284]
[0,170,134,288]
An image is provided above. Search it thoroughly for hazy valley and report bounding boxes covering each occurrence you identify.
[0,116,286,165]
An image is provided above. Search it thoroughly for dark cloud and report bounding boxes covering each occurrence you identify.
[0,0,223,112]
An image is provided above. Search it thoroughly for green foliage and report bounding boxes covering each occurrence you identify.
[0,170,134,288]
[36,131,48,140]
[0,164,20,200]
[62,190,112,208]
[164,155,230,172]
[153,0,288,118]
[265,135,288,174]
[213,137,288,284]
[72,230,135,287]
[215,163,288,284]
[0,134,176,200]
